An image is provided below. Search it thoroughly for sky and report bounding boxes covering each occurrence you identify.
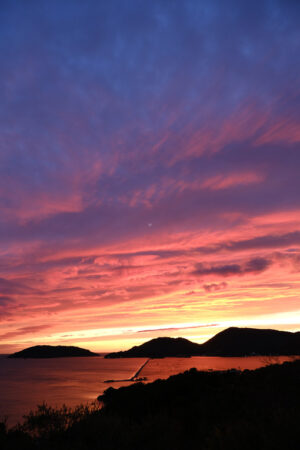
[0,0,300,353]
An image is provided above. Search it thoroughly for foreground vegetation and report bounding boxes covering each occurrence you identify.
[1,360,299,449]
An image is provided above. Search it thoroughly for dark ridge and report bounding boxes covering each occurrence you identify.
[200,327,300,356]
[105,327,300,358]
[8,345,99,359]
[105,336,202,358]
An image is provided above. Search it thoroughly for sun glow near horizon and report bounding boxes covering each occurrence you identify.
[3,311,299,354]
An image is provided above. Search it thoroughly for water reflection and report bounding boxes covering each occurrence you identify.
[0,354,296,426]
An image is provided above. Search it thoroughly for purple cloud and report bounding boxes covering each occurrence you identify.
[193,258,271,277]
[203,282,228,292]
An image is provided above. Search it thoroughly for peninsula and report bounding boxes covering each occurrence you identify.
[9,345,99,359]
[105,327,300,358]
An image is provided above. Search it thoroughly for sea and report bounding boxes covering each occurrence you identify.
[0,354,296,426]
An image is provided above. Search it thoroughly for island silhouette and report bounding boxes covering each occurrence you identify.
[8,327,299,359]
[105,327,300,358]
[8,345,99,359]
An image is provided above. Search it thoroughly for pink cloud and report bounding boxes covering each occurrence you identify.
[200,172,264,190]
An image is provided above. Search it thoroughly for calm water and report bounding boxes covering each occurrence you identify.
[0,355,295,426]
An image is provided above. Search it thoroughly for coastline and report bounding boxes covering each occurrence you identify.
[1,355,298,426]
[1,359,299,449]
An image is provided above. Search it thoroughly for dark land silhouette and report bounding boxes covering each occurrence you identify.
[8,345,99,359]
[1,359,299,449]
[105,327,300,358]
[105,336,202,358]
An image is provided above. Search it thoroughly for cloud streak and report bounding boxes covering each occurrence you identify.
[193,258,272,277]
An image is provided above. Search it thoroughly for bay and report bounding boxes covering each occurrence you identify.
[0,354,295,426]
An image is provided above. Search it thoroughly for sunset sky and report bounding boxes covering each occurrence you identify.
[1,0,300,353]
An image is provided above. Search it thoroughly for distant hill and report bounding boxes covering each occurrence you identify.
[105,337,202,358]
[8,345,99,359]
[105,327,300,358]
[200,327,300,356]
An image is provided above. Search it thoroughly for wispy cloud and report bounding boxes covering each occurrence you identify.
[0,325,52,341]
[193,258,272,277]
[137,323,219,333]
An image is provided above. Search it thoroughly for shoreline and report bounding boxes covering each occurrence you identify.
[1,359,299,449]
[1,355,298,427]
